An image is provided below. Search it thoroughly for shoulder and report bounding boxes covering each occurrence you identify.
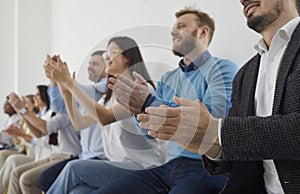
[159,67,181,82]
[212,57,238,72]
[203,57,239,81]
[234,54,260,82]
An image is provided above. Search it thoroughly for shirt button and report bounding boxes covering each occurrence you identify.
[269,58,274,63]
[268,85,273,90]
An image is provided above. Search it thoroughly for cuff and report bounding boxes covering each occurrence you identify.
[141,94,156,113]
[206,118,223,161]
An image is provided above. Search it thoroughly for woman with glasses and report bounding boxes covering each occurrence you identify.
[44,36,167,194]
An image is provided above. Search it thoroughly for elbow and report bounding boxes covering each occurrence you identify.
[34,132,42,138]
[98,115,115,126]
[99,120,109,126]
[72,123,85,132]
[74,126,83,132]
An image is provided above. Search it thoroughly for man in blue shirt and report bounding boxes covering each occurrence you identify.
[38,51,107,192]
[99,8,238,194]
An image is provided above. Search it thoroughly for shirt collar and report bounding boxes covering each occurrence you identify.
[38,106,47,117]
[255,16,300,55]
[178,50,212,72]
[95,77,108,93]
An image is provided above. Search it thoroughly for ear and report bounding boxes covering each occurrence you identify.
[198,26,209,39]
[124,57,129,67]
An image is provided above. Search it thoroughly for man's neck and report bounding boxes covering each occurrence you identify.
[8,113,16,117]
[183,47,207,66]
[262,11,299,48]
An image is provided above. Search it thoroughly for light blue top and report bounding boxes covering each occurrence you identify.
[144,51,238,160]
[48,78,107,159]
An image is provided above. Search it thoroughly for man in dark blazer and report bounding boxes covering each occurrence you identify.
[136,0,300,193]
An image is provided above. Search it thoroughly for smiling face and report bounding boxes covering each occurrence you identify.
[240,0,284,32]
[33,89,46,109]
[3,100,16,116]
[104,42,128,76]
[171,13,200,57]
[24,96,35,112]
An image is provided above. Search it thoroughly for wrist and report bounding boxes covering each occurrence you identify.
[200,116,221,157]
[64,78,75,90]
[19,107,28,115]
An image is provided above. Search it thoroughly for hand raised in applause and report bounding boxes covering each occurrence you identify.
[3,125,26,138]
[44,55,72,87]
[8,92,26,112]
[108,71,150,114]
[137,96,221,157]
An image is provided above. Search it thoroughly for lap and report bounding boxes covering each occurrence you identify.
[98,157,228,194]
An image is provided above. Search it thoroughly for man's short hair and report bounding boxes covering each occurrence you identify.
[91,50,105,57]
[175,7,215,45]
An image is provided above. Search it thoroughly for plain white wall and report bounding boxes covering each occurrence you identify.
[0,0,261,127]
[0,0,51,128]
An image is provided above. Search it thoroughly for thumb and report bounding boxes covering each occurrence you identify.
[21,96,26,102]
[133,71,146,85]
[173,96,196,107]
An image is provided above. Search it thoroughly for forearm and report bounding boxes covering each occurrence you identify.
[64,79,117,125]
[222,113,300,160]
[23,119,42,138]
[22,112,47,134]
[62,90,95,130]
[22,134,33,143]
[100,104,133,126]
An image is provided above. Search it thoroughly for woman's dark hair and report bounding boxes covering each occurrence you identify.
[104,36,155,104]
[36,85,50,111]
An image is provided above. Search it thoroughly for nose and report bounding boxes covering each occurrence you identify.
[240,0,247,6]
[171,27,179,37]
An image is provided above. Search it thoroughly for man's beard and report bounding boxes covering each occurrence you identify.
[89,73,100,82]
[247,1,282,33]
[172,29,198,57]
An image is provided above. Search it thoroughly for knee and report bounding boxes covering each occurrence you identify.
[64,160,81,172]
[10,167,22,182]
[19,170,36,189]
[19,173,29,188]
[38,169,49,191]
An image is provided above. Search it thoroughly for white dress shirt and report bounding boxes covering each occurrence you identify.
[254,16,300,194]
[216,16,300,193]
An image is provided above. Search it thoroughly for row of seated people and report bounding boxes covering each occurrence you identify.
[0,7,238,194]
[1,1,299,192]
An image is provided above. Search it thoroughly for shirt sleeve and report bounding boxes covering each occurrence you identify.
[46,114,69,134]
[206,118,223,161]
[48,85,67,114]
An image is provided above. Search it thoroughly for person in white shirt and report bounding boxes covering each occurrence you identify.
[6,85,81,194]
[0,96,21,150]
[44,36,167,193]
[0,95,37,169]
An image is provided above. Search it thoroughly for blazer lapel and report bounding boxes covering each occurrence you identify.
[273,23,300,114]
[244,55,260,116]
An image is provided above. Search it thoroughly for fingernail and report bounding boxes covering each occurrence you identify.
[145,108,149,113]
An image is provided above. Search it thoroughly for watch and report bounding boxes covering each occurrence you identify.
[19,107,28,115]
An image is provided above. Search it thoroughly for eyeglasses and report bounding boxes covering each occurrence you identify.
[102,49,122,61]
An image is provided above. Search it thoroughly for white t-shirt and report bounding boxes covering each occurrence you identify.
[99,94,168,169]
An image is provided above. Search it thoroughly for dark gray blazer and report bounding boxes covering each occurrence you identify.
[203,23,300,194]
